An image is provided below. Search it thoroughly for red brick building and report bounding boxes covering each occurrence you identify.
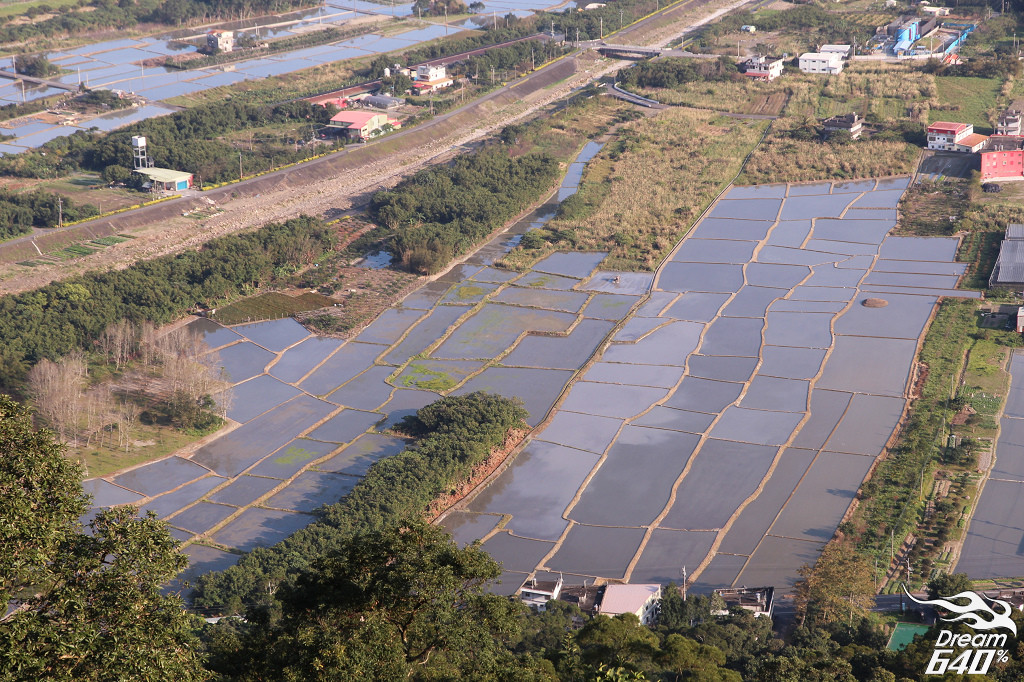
[981,136,1024,181]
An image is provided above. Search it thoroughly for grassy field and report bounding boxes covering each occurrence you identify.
[500,107,767,271]
[929,76,1003,133]
[71,422,209,478]
[0,0,79,19]
[212,291,337,325]
[736,121,919,184]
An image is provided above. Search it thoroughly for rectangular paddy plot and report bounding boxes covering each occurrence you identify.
[672,239,758,264]
[440,511,502,547]
[616,317,668,342]
[632,407,717,434]
[658,262,744,293]
[440,281,500,305]
[690,553,750,594]
[768,451,874,543]
[546,525,647,580]
[469,441,599,541]
[559,381,667,420]
[660,440,779,530]
[306,408,381,444]
[501,319,615,370]
[381,306,467,365]
[454,367,574,426]
[689,217,774,241]
[663,292,731,322]
[580,271,654,295]
[139,477,226,518]
[83,478,143,507]
[684,355,758,383]
[717,448,817,555]
[210,342,276,383]
[601,321,703,366]
[532,251,608,278]
[581,294,639,320]
[516,271,582,290]
[265,471,359,513]
[737,535,825,592]
[232,318,309,351]
[569,426,700,527]
[299,342,386,396]
[269,336,343,383]
[192,395,337,477]
[664,377,744,414]
[352,308,427,346]
[318,433,409,477]
[708,198,782,221]
[396,359,483,391]
[959,353,1024,578]
[710,406,803,446]
[532,411,623,454]
[112,456,209,497]
[816,336,917,397]
[211,507,314,552]
[432,305,575,360]
[248,439,338,479]
[630,529,718,585]
[585,362,685,389]
[326,365,396,410]
[824,394,905,456]
[481,533,556,573]
[220,374,302,423]
[166,502,238,534]
[185,317,241,351]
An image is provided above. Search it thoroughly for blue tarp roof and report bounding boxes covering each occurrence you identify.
[895,38,913,52]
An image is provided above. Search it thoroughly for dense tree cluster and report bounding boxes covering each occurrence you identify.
[0,100,336,182]
[0,395,204,681]
[0,216,332,393]
[617,56,738,89]
[0,0,311,46]
[922,55,1024,79]
[192,392,529,614]
[368,145,559,273]
[0,188,97,233]
[698,5,859,45]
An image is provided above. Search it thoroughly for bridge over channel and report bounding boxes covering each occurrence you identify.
[0,70,77,91]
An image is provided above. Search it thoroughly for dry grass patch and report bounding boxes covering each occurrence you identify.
[633,73,819,117]
[499,107,767,271]
[736,118,919,184]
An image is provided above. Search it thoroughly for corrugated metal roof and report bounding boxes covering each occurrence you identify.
[135,167,191,183]
[1007,224,1024,240]
[991,239,1024,285]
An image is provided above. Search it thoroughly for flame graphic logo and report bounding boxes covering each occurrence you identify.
[904,587,1018,636]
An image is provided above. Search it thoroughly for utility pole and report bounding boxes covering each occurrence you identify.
[681,566,687,600]
[531,46,535,71]
[600,16,603,39]
[57,196,62,229]
[619,7,623,30]
[444,5,448,35]
[238,151,243,182]
[576,27,579,46]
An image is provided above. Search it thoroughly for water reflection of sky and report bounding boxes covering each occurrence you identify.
[0,0,564,153]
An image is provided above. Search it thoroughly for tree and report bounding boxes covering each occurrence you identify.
[794,542,876,626]
[926,572,974,601]
[0,395,205,681]
[211,521,541,680]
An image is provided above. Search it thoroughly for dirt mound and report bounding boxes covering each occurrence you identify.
[862,297,888,308]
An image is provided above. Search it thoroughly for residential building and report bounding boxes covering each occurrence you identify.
[207,30,234,53]
[416,64,447,82]
[742,55,784,82]
[822,112,863,139]
[798,52,844,75]
[926,121,972,150]
[329,110,401,140]
[598,584,662,626]
[519,576,563,612]
[989,224,1024,288]
[998,109,1023,136]
[921,5,951,15]
[981,136,1024,181]
[712,587,775,618]
[954,132,988,153]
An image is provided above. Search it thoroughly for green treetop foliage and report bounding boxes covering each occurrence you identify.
[0,395,205,681]
[208,521,540,681]
[0,215,332,394]
[368,145,559,274]
[617,56,738,90]
[926,572,974,601]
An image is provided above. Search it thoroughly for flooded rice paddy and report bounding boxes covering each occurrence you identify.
[86,174,987,594]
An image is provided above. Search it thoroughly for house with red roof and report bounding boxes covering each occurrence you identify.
[926,121,973,151]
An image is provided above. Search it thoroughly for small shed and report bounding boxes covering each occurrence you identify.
[741,25,756,32]
[135,167,193,191]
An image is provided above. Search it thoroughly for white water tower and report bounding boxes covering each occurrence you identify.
[131,135,152,169]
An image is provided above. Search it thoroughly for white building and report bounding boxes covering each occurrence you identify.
[798,52,844,75]
[416,64,447,82]
[598,584,662,626]
[926,121,973,151]
[742,55,784,82]
[519,577,563,612]
[207,30,234,53]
